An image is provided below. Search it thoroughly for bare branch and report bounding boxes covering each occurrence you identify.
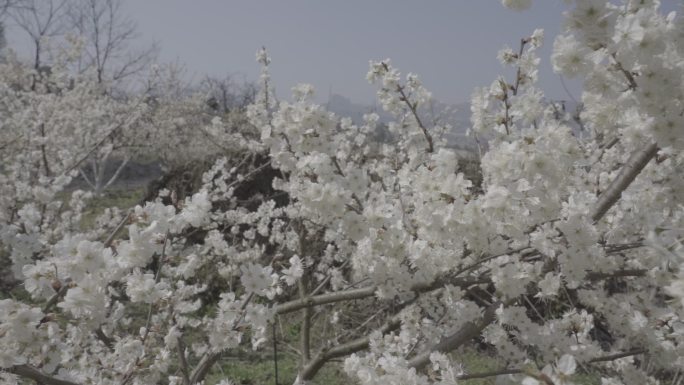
[9,0,69,68]
[66,0,157,85]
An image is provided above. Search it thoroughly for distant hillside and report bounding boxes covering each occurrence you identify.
[325,94,476,151]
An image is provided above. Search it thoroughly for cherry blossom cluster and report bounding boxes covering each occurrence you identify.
[0,1,683,385]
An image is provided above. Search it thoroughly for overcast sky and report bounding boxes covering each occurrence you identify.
[125,1,580,104]
[6,1,682,105]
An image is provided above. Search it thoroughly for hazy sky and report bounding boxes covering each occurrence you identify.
[126,1,579,104]
[6,1,683,104]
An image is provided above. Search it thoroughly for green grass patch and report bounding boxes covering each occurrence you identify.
[458,349,500,385]
[79,186,146,230]
[206,352,348,385]
[455,350,601,385]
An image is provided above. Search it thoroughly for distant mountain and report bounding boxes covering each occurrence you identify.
[325,94,391,123]
[324,94,586,153]
[419,99,474,150]
[325,94,476,151]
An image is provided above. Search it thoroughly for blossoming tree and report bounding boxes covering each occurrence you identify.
[1,1,683,385]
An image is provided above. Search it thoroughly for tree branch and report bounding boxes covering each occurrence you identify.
[101,155,130,191]
[188,293,254,385]
[103,210,132,247]
[176,335,191,385]
[605,241,644,254]
[188,353,221,385]
[380,62,434,153]
[275,276,488,315]
[585,269,646,280]
[42,281,70,313]
[299,304,406,381]
[8,364,81,385]
[591,142,658,222]
[95,327,115,351]
[298,272,312,363]
[407,300,502,370]
[276,286,376,315]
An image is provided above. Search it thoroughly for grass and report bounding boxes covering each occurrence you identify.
[78,185,146,230]
[206,353,347,385]
[455,349,602,385]
[202,348,603,385]
[458,349,501,385]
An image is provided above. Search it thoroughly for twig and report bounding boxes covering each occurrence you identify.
[604,241,644,254]
[298,303,408,381]
[188,292,254,385]
[103,211,132,248]
[335,305,390,343]
[225,159,273,191]
[457,368,521,381]
[120,232,171,385]
[42,282,69,313]
[512,38,528,96]
[586,269,646,280]
[407,300,505,370]
[611,53,638,90]
[60,112,140,180]
[273,322,279,385]
[298,274,312,362]
[141,231,170,344]
[454,246,530,277]
[95,328,115,351]
[297,278,487,380]
[380,62,434,153]
[310,260,350,296]
[177,335,191,385]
